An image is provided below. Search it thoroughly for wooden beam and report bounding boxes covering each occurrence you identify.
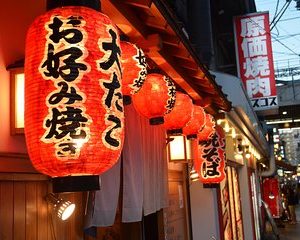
[102,0,149,38]
[165,46,191,60]
[132,34,163,52]
[0,152,37,173]
[0,173,48,181]
[123,0,152,8]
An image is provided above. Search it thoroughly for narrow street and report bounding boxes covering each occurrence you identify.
[279,205,300,240]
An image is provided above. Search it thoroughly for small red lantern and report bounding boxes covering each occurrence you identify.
[164,92,193,134]
[25,6,124,192]
[197,126,226,184]
[198,113,216,142]
[132,73,176,125]
[120,41,147,104]
[182,105,206,139]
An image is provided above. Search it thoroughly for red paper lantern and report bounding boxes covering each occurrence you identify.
[25,6,124,191]
[120,41,147,103]
[132,73,176,125]
[164,92,193,134]
[197,126,226,184]
[198,113,216,142]
[182,105,206,139]
[262,178,280,218]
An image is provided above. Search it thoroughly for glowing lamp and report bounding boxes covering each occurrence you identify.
[168,135,192,162]
[25,5,124,192]
[164,92,193,134]
[182,105,206,139]
[132,73,176,125]
[46,193,75,221]
[120,41,147,104]
[245,146,251,159]
[9,66,25,134]
[197,113,216,142]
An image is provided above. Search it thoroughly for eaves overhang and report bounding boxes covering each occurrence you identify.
[102,0,232,114]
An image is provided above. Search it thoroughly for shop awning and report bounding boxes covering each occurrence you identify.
[102,0,232,114]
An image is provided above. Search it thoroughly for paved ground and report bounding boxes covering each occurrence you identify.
[277,206,300,240]
[263,205,300,240]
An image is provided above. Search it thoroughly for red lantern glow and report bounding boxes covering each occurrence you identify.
[25,6,124,189]
[164,92,193,134]
[120,41,147,101]
[132,73,176,125]
[182,105,206,139]
[197,113,216,142]
[197,126,226,184]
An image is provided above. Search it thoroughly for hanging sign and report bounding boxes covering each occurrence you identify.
[197,126,226,184]
[25,6,124,180]
[234,12,278,111]
[262,178,280,218]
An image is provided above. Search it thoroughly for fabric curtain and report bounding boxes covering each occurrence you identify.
[140,116,168,215]
[84,159,121,228]
[122,104,144,222]
[85,103,169,226]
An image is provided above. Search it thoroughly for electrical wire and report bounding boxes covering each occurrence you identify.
[270,0,293,31]
[279,16,300,22]
[247,15,300,57]
[273,51,299,56]
[271,0,280,24]
[270,0,290,26]
[275,33,300,41]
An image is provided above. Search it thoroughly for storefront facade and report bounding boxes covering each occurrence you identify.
[0,0,233,239]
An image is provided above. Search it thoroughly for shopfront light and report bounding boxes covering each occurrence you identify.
[46,193,75,221]
[231,128,236,139]
[9,66,25,134]
[224,121,230,133]
[167,135,192,162]
[245,146,251,159]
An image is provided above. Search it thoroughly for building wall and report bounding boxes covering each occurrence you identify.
[190,182,220,240]
[0,174,88,240]
[0,0,46,153]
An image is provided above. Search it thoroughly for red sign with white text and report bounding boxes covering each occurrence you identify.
[234,12,278,111]
[262,178,280,218]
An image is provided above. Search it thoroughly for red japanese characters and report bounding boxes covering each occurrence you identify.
[132,73,176,125]
[25,7,124,178]
[164,92,193,134]
[182,105,206,139]
[197,126,226,184]
[120,41,147,101]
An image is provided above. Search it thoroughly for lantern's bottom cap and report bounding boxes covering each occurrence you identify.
[167,129,183,135]
[187,134,197,139]
[123,95,132,105]
[150,117,164,125]
[52,175,100,193]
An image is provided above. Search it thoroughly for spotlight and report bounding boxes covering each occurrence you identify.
[46,193,75,221]
[245,146,251,159]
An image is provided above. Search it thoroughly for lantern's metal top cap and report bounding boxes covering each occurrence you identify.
[46,0,101,11]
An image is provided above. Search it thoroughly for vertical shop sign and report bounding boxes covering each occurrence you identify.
[262,178,280,218]
[234,12,277,111]
[198,126,226,184]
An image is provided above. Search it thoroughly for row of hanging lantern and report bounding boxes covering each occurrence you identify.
[24,1,218,192]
